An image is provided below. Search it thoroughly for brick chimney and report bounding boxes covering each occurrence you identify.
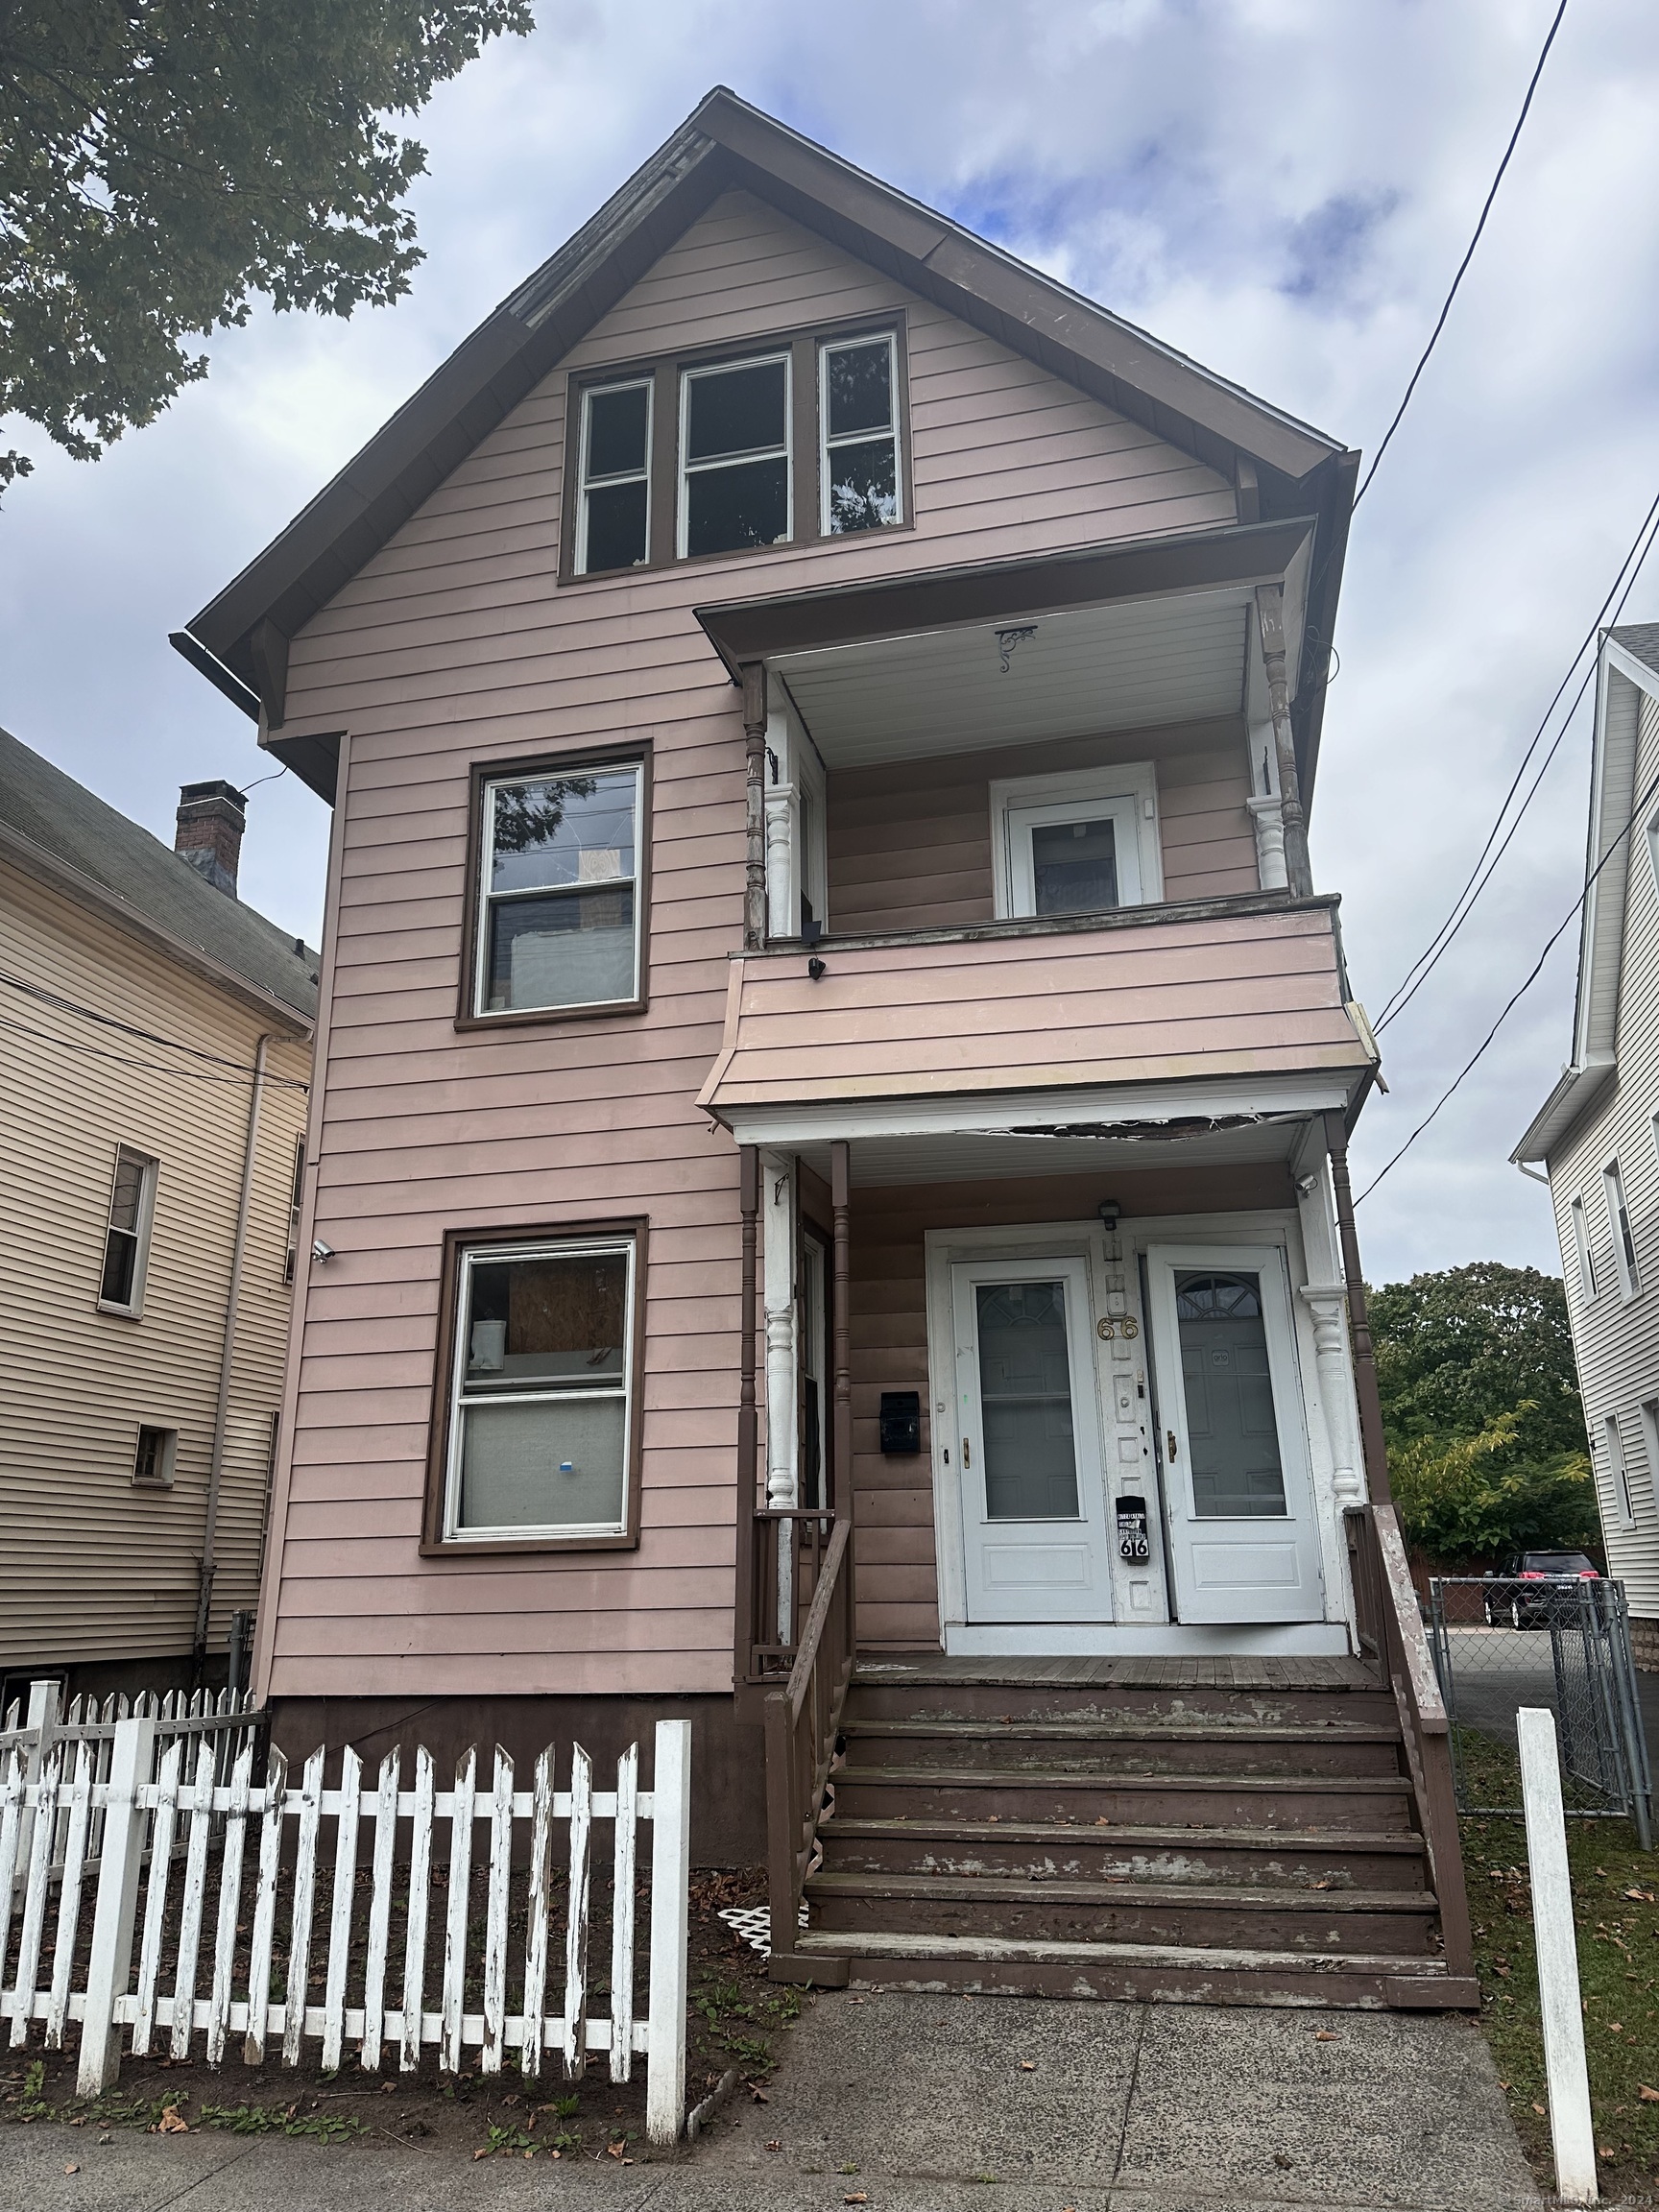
[175,780,247,899]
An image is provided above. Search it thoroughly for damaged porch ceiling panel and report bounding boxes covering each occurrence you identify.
[773,589,1250,768]
[795,1116,1306,1188]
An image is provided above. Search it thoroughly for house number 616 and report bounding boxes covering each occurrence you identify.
[1096,1315,1139,1340]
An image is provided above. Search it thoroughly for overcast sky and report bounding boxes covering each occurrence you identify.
[4,0,1656,1288]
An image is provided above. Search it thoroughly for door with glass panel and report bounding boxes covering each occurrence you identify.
[1143,1244,1322,1624]
[950,1256,1113,1623]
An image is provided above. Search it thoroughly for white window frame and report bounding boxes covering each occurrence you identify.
[1639,1401,1659,1524]
[132,1424,178,1490]
[472,762,644,1019]
[442,1235,637,1545]
[282,1137,305,1285]
[677,350,792,561]
[1603,1158,1640,1301]
[818,330,902,537]
[1570,1192,1598,1301]
[97,1144,158,1317]
[573,376,653,577]
[1605,1413,1637,1528]
[990,763,1165,921]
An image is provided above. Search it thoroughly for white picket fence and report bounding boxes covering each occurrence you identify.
[0,1711,691,2143]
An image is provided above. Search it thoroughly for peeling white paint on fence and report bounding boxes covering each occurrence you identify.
[0,1708,692,2145]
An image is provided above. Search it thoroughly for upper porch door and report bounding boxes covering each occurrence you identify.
[1144,1243,1323,1624]
[950,1256,1114,1623]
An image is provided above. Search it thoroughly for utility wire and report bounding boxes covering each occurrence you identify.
[1372,487,1659,1034]
[1353,0,1568,510]
[0,969,307,1084]
[0,1013,310,1092]
[1355,759,1659,1205]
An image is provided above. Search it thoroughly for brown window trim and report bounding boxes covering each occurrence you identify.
[558,310,914,588]
[455,741,652,1031]
[421,1216,649,1557]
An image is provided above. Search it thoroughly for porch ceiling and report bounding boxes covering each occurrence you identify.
[773,589,1251,768]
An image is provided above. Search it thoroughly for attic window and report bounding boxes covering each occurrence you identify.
[679,353,791,558]
[820,334,901,534]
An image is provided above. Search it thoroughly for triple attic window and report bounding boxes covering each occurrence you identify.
[572,329,903,576]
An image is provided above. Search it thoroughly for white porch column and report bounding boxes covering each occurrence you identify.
[765,783,799,940]
[761,1150,798,1510]
[1247,793,1288,890]
[1296,1284,1364,1508]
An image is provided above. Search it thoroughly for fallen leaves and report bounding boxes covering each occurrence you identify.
[1532,2103,1547,2117]
[844,2196,869,2205]
[1641,2085,1659,2102]
[765,2138,782,2152]
[1019,2060,1037,2072]
[1625,1887,1656,1903]
[1312,2030,1339,2042]
[155,2105,189,2134]
[63,2165,78,2176]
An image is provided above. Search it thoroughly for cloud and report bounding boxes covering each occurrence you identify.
[5,0,1658,1285]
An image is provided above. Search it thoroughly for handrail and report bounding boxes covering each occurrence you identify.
[762,1514,854,1980]
[1344,1503,1474,1986]
[786,1519,852,1726]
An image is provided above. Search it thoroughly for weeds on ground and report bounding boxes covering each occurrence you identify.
[1460,1728,1659,2200]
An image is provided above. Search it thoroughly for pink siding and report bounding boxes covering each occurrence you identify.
[702,907,1366,1113]
[829,720,1257,934]
[262,187,1241,1703]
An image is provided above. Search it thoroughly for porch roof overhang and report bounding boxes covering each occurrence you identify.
[710,1070,1364,1187]
[695,517,1317,781]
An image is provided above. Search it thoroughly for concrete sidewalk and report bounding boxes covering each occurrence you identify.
[0,1992,1543,2210]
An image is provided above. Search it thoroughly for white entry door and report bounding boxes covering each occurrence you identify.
[1144,1244,1324,1625]
[950,1255,1114,1623]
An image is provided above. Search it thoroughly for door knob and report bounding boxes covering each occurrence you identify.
[962,1438,972,1468]
[1166,1430,1178,1461]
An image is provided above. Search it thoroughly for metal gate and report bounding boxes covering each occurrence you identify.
[1428,1575,1653,1846]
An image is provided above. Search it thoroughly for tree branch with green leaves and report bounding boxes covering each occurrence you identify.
[0,0,533,492]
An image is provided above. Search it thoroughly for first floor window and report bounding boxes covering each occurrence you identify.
[132,1425,178,1488]
[441,1234,637,1541]
[99,1145,158,1313]
[476,761,642,1015]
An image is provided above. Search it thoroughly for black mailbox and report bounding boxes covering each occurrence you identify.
[878,1390,922,1455]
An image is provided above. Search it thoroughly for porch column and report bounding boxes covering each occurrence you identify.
[762,1151,799,1640]
[1322,1109,1394,1505]
[734,1145,760,1687]
[1254,584,1313,899]
[1297,1286,1364,1509]
[830,1142,854,1536]
[741,662,768,950]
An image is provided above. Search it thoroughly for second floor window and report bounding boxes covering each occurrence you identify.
[474,762,643,1017]
[1604,1160,1640,1299]
[821,333,901,534]
[99,1145,158,1314]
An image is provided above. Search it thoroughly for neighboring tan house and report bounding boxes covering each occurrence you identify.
[1515,623,1659,1671]
[172,90,1474,2007]
[0,730,315,1706]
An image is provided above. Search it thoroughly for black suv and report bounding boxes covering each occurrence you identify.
[1482,1551,1600,1628]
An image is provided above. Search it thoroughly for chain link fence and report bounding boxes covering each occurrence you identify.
[1428,1576,1653,1847]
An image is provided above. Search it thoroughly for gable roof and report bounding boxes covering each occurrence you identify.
[174,86,1356,797]
[1513,626,1659,1164]
[0,725,317,1027]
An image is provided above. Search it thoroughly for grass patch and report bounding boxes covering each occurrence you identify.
[1460,1726,1659,2200]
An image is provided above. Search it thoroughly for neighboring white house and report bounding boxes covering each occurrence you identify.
[1515,622,1659,1670]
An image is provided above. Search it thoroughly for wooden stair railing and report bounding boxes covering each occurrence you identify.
[1345,1503,1476,1989]
[763,1514,854,1982]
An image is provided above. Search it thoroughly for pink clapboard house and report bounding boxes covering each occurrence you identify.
[176,90,1474,2009]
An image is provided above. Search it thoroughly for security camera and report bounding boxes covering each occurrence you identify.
[311,1238,336,1262]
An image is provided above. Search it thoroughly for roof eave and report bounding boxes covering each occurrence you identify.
[1512,1052,1616,1166]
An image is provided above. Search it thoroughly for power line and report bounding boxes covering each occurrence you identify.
[1355,760,1659,1205]
[0,968,304,1078]
[1372,484,1659,1034]
[0,1013,310,1092]
[1353,0,1568,510]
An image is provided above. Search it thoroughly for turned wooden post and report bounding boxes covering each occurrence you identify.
[1255,583,1313,899]
[734,1145,760,1685]
[1323,1109,1392,1505]
[741,661,768,950]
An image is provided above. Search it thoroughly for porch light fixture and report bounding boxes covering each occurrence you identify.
[1097,1199,1121,1231]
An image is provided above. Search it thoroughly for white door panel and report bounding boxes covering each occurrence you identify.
[1145,1243,1323,1625]
[950,1255,1114,1624]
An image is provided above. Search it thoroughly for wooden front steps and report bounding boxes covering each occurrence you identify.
[787,1659,1477,2009]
